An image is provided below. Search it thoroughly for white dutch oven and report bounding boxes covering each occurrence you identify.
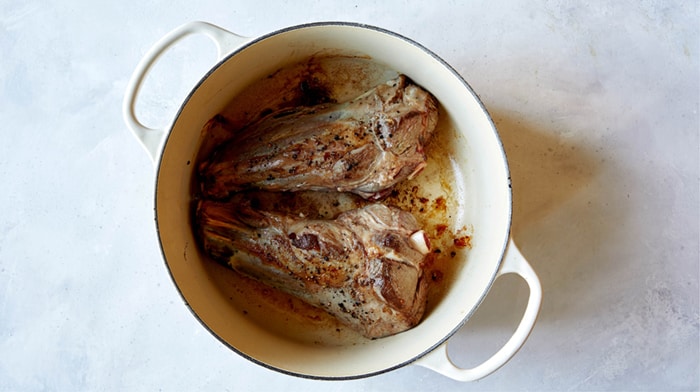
[123,21,542,381]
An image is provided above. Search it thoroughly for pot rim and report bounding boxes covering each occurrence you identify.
[153,21,512,380]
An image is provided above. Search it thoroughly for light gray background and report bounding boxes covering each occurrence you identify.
[1,1,697,390]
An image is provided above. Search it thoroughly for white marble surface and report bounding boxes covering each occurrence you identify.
[1,1,698,390]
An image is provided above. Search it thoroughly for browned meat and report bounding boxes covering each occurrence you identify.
[196,198,431,339]
[198,75,439,200]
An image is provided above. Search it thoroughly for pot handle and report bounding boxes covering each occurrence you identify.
[122,21,250,162]
[415,238,542,381]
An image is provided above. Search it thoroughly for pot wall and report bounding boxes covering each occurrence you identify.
[155,23,511,378]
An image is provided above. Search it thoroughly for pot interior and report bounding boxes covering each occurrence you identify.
[155,23,511,378]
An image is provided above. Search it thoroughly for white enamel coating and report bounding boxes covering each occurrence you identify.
[124,21,542,381]
[122,21,250,161]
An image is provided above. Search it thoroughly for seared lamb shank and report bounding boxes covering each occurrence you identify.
[199,75,439,200]
[196,199,431,338]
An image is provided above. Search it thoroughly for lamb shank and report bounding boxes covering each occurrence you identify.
[198,75,439,200]
[196,199,431,338]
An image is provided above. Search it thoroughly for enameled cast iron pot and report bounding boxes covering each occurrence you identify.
[123,21,542,381]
